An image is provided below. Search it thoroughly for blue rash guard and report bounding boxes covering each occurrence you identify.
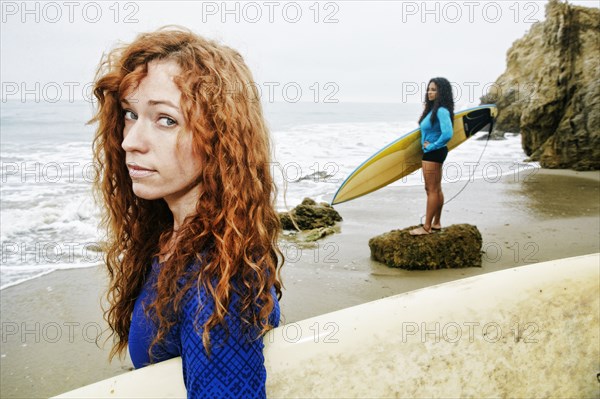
[419,106,454,153]
[128,257,280,399]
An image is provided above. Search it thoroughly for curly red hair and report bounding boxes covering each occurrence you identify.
[88,26,283,360]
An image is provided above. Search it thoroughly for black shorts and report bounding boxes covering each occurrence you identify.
[422,146,448,164]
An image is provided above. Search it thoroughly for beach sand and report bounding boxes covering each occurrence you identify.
[1,168,598,398]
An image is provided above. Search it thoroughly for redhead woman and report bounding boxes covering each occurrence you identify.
[410,77,455,236]
[89,26,282,398]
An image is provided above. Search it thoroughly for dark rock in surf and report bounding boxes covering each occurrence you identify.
[279,198,342,232]
[294,171,334,183]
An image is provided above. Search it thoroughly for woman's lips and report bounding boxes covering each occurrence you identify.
[127,163,157,179]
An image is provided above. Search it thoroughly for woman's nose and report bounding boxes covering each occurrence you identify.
[121,120,149,153]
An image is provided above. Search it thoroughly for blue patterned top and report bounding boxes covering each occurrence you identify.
[128,257,280,398]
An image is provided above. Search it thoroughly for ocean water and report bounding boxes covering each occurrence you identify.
[0,100,531,289]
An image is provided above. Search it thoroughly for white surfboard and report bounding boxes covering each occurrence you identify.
[54,253,599,398]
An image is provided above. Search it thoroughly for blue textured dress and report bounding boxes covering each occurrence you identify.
[128,257,280,399]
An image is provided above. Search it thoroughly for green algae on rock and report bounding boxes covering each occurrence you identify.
[279,198,342,231]
[369,224,482,270]
[303,226,338,241]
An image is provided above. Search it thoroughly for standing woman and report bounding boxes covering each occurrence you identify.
[410,77,455,236]
[89,26,282,398]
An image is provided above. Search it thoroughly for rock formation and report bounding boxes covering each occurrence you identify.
[481,0,599,170]
[369,224,482,270]
[279,198,342,242]
[279,198,342,231]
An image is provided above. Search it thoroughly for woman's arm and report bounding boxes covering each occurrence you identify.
[179,288,269,399]
[424,107,453,152]
[420,111,430,150]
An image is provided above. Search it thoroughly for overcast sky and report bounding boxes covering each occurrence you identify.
[1,0,598,106]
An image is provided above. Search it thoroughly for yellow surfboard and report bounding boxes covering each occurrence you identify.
[331,105,498,205]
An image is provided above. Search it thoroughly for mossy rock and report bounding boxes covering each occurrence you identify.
[303,226,338,242]
[369,224,482,270]
[279,198,342,231]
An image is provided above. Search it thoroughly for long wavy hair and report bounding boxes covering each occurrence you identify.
[88,26,283,360]
[418,77,455,126]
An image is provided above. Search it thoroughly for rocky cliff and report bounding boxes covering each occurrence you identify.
[482,0,599,170]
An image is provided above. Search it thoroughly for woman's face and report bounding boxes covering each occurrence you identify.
[121,60,202,205]
[427,81,438,102]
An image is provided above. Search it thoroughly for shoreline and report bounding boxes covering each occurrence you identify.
[280,168,599,320]
[1,168,599,398]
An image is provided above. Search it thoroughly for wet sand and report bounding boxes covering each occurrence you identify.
[1,169,598,398]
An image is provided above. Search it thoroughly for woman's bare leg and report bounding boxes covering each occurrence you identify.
[411,160,443,235]
[432,163,444,229]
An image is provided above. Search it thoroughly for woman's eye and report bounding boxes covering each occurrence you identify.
[124,110,137,120]
[158,116,177,127]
